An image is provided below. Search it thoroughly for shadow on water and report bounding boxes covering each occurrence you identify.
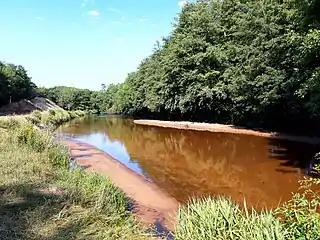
[58,116,320,211]
[267,137,319,174]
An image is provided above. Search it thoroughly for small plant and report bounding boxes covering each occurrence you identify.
[276,164,320,240]
[15,124,50,152]
[47,144,69,169]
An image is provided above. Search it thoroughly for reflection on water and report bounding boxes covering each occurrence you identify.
[58,116,319,209]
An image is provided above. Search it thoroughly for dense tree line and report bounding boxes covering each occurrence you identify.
[3,0,320,134]
[37,85,121,114]
[102,0,320,133]
[0,61,36,107]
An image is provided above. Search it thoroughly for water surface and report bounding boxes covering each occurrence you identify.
[58,116,319,209]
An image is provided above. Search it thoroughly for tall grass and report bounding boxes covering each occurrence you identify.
[0,118,148,239]
[174,197,288,240]
[26,109,86,126]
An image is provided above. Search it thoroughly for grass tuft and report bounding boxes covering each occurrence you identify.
[174,197,288,240]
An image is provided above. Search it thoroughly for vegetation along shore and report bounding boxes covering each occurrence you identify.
[1,111,320,239]
[1,0,320,239]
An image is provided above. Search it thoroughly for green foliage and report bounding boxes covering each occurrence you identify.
[27,109,86,126]
[0,61,36,107]
[15,124,49,152]
[276,169,320,240]
[58,170,128,216]
[0,118,19,129]
[38,85,120,114]
[175,197,287,240]
[96,0,320,133]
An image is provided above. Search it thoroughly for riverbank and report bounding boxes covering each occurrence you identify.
[62,139,178,232]
[2,113,320,239]
[134,120,320,145]
[0,112,149,239]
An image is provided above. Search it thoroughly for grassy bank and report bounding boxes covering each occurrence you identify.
[1,111,320,239]
[175,176,320,240]
[26,109,86,126]
[0,113,148,240]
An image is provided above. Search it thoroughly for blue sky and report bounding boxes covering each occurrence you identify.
[0,0,188,90]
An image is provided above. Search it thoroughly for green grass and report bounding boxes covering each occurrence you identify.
[174,197,288,240]
[0,118,149,240]
[26,109,86,127]
[174,178,320,240]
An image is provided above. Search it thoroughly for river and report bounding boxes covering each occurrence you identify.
[58,116,319,210]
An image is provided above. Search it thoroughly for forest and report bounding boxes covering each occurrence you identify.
[1,0,320,134]
[102,0,320,133]
[106,0,320,133]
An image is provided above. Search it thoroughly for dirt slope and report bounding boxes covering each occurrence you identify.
[0,97,62,115]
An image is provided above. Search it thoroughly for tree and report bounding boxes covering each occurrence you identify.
[103,0,320,133]
[0,61,36,107]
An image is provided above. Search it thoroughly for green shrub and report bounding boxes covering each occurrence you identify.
[276,168,320,240]
[15,124,50,152]
[175,197,287,240]
[47,144,69,169]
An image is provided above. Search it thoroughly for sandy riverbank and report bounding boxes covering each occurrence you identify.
[61,139,179,232]
[134,120,320,145]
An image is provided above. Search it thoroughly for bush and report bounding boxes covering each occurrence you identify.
[276,167,320,240]
[15,123,50,152]
[47,144,69,169]
[26,109,85,127]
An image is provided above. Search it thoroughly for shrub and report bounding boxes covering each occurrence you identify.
[276,166,320,240]
[47,144,69,169]
[15,123,51,152]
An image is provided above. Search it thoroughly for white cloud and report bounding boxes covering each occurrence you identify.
[178,0,187,7]
[88,10,100,17]
[35,16,44,21]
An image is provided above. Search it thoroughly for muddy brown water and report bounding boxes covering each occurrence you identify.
[58,116,319,210]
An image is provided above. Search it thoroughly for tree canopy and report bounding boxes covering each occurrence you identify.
[37,84,121,114]
[102,0,320,133]
[0,61,36,107]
